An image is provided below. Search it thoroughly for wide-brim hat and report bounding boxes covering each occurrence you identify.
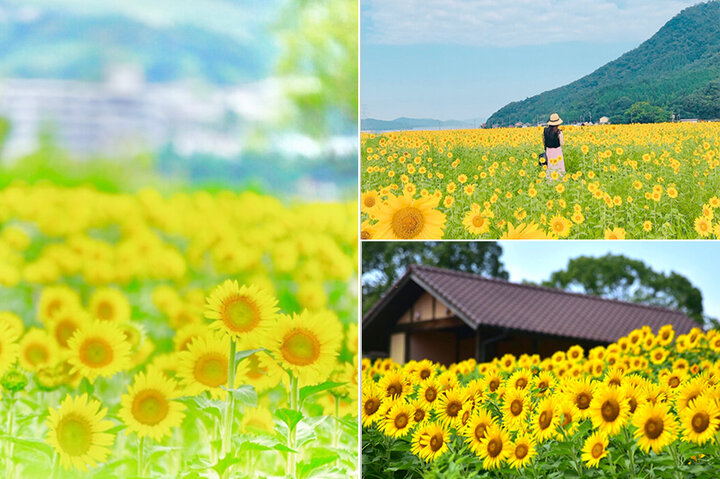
[548,113,563,126]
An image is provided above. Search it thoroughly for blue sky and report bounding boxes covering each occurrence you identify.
[361,0,702,120]
[501,241,720,320]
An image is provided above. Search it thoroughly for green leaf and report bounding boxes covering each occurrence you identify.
[210,454,244,477]
[299,381,345,406]
[0,435,54,461]
[298,453,340,479]
[78,377,94,396]
[221,384,258,408]
[275,407,304,432]
[234,348,266,363]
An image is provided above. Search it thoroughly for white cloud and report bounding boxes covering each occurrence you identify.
[363,0,703,46]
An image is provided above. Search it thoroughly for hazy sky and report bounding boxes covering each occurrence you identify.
[361,0,702,120]
[501,241,720,321]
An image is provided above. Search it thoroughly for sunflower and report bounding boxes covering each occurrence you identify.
[508,433,536,469]
[360,190,382,217]
[173,323,209,352]
[483,370,503,393]
[205,280,278,344]
[508,368,532,390]
[0,311,24,337]
[565,377,595,418]
[632,402,677,453]
[418,377,442,407]
[657,325,674,346]
[462,204,493,235]
[381,401,415,438]
[589,386,630,436]
[502,387,531,429]
[679,394,719,445]
[581,431,608,468]
[533,371,556,396]
[435,388,466,428]
[532,397,559,442]
[46,394,115,471]
[88,288,131,323]
[373,193,446,239]
[49,307,91,349]
[19,328,59,372]
[361,382,384,427]
[557,399,580,435]
[412,359,436,382]
[604,227,626,240]
[501,221,552,239]
[0,321,20,376]
[676,376,709,413]
[38,286,82,324]
[378,369,411,401]
[411,422,449,462]
[67,321,131,381]
[267,310,342,386]
[477,424,511,469]
[409,397,430,425]
[549,215,572,238]
[118,369,186,441]
[461,408,496,455]
[235,350,285,392]
[177,332,231,399]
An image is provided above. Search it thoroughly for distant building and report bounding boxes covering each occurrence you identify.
[680,119,698,123]
[599,116,610,124]
[362,265,696,365]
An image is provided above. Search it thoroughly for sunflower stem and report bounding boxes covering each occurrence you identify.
[5,393,15,479]
[287,373,299,479]
[222,339,237,459]
[137,435,145,477]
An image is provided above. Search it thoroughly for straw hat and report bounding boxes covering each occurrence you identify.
[548,113,563,126]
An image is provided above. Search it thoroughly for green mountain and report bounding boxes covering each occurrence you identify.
[486,1,720,126]
[0,1,273,84]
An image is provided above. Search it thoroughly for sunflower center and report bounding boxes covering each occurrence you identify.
[577,392,591,410]
[26,344,48,365]
[394,413,409,429]
[591,443,604,459]
[424,388,437,402]
[194,353,227,387]
[419,368,431,379]
[562,412,573,427]
[515,378,528,389]
[429,433,443,452]
[628,397,638,414]
[56,416,92,457]
[364,196,376,208]
[609,378,621,387]
[539,411,551,429]
[223,297,260,333]
[669,376,680,388]
[601,399,620,422]
[364,398,379,416]
[96,301,114,321]
[644,417,664,439]
[47,299,62,318]
[391,207,425,239]
[510,399,523,416]
[446,400,461,417]
[489,379,499,391]
[475,423,488,440]
[387,381,402,397]
[55,320,77,348]
[538,381,548,393]
[472,216,485,228]
[360,230,371,240]
[414,409,425,422]
[132,389,170,425]
[462,410,470,425]
[692,412,710,433]
[515,443,529,460]
[281,329,320,366]
[79,338,114,368]
[487,438,502,457]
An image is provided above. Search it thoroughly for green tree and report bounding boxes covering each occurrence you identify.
[541,253,705,324]
[622,101,673,123]
[275,0,357,136]
[362,242,508,315]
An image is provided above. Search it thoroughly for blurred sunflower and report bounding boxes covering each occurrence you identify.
[67,321,131,381]
[88,288,131,323]
[0,321,20,376]
[46,394,115,471]
[205,280,278,344]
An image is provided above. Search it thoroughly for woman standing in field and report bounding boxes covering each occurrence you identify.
[543,113,565,180]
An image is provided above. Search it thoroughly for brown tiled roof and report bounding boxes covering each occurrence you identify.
[363,264,697,343]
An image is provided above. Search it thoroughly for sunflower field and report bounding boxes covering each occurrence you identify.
[0,183,358,478]
[362,325,720,478]
[360,122,720,239]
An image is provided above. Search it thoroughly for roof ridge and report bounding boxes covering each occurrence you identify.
[410,264,688,317]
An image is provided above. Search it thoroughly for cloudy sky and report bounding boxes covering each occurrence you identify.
[361,0,702,120]
[501,241,720,321]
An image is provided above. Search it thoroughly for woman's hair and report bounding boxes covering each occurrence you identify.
[544,125,560,147]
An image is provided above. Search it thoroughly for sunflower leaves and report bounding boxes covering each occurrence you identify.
[0,435,54,462]
[299,381,345,407]
[221,385,258,408]
[275,407,304,432]
[234,348,266,363]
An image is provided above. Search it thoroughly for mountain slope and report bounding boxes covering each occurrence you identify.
[486,1,720,126]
